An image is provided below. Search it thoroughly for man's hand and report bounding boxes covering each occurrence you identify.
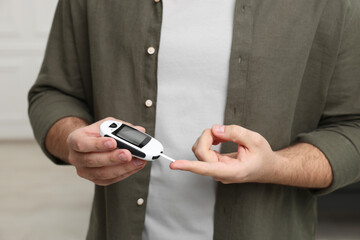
[170,125,333,188]
[170,125,276,184]
[46,117,146,186]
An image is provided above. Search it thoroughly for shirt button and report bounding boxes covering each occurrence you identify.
[145,99,153,108]
[137,198,144,206]
[147,46,156,55]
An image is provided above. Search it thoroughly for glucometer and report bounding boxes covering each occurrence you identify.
[100,120,175,162]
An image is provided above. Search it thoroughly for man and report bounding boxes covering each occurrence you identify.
[28,0,360,239]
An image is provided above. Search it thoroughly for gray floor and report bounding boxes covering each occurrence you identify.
[317,220,360,240]
[0,141,93,240]
[0,141,359,240]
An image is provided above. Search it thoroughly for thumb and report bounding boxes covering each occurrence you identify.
[212,124,257,149]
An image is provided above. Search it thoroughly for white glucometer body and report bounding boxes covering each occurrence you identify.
[100,120,174,161]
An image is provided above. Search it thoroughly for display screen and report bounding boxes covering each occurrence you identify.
[114,125,148,147]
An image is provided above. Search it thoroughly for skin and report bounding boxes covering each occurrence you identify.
[170,124,333,188]
[45,117,146,186]
[46,118,333,188]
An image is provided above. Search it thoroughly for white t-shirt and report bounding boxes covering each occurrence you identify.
[142,1,235,239]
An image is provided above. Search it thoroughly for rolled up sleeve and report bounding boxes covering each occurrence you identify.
[297,1,360,195]
[28,0,93,164]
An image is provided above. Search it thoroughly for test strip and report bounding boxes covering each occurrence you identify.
[160,153,176,162]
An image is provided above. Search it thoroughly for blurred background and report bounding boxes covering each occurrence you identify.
[0,0,359,239]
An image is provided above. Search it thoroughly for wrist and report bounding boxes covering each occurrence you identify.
[256,150,286,184]
[45,117,88,163]
[265,143,333,188]
[266,150,288,185]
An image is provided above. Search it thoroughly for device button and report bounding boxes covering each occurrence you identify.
[137,198,144,206]
[145,99,153,108]
[147,46,156,55]
[109,123,117,128]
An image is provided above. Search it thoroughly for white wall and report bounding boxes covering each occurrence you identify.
[0,4,93,240]
[0,0,58,139]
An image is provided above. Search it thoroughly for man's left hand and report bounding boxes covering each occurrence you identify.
[170,125,278,184]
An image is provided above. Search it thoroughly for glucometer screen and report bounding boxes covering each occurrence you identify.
[114,125,148,147]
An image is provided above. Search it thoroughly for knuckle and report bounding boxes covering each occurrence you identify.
[194,148,204,158]
[108,155,120,165]
[228,125,238,132]
[67,131,83,150]
[229,125,240,142]
[192,138,199,151]
[252,133,264,146]
[94,140,103,151]
[84,157,96,167]
[68,154,77,165]
[204,128,211,135]
[72,139,83,151]
[230,135,238,143]
[76,168,86,178]
[200,129,209,137]
[107,154,117,165]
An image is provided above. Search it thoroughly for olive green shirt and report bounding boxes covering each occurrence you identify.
[28,0,360,239]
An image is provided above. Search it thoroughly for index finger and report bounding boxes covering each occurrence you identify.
[211,125,259,149]
[193,129,219,162]
[68,131,118,153]
[170,160,221,178]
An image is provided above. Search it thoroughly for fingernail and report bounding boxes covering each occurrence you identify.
[213,125,225,134]
[118,153,126,161]
[133,159,145,167]
[104,140,114,149]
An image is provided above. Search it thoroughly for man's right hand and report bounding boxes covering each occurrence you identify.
[46,117,147,186]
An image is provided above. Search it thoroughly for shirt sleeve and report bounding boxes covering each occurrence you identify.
[28,0,93,164]
[296,0,360,195]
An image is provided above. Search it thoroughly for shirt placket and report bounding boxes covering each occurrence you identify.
[142,0,163,136]
[216,0,253,239]
[131,1,163,240]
